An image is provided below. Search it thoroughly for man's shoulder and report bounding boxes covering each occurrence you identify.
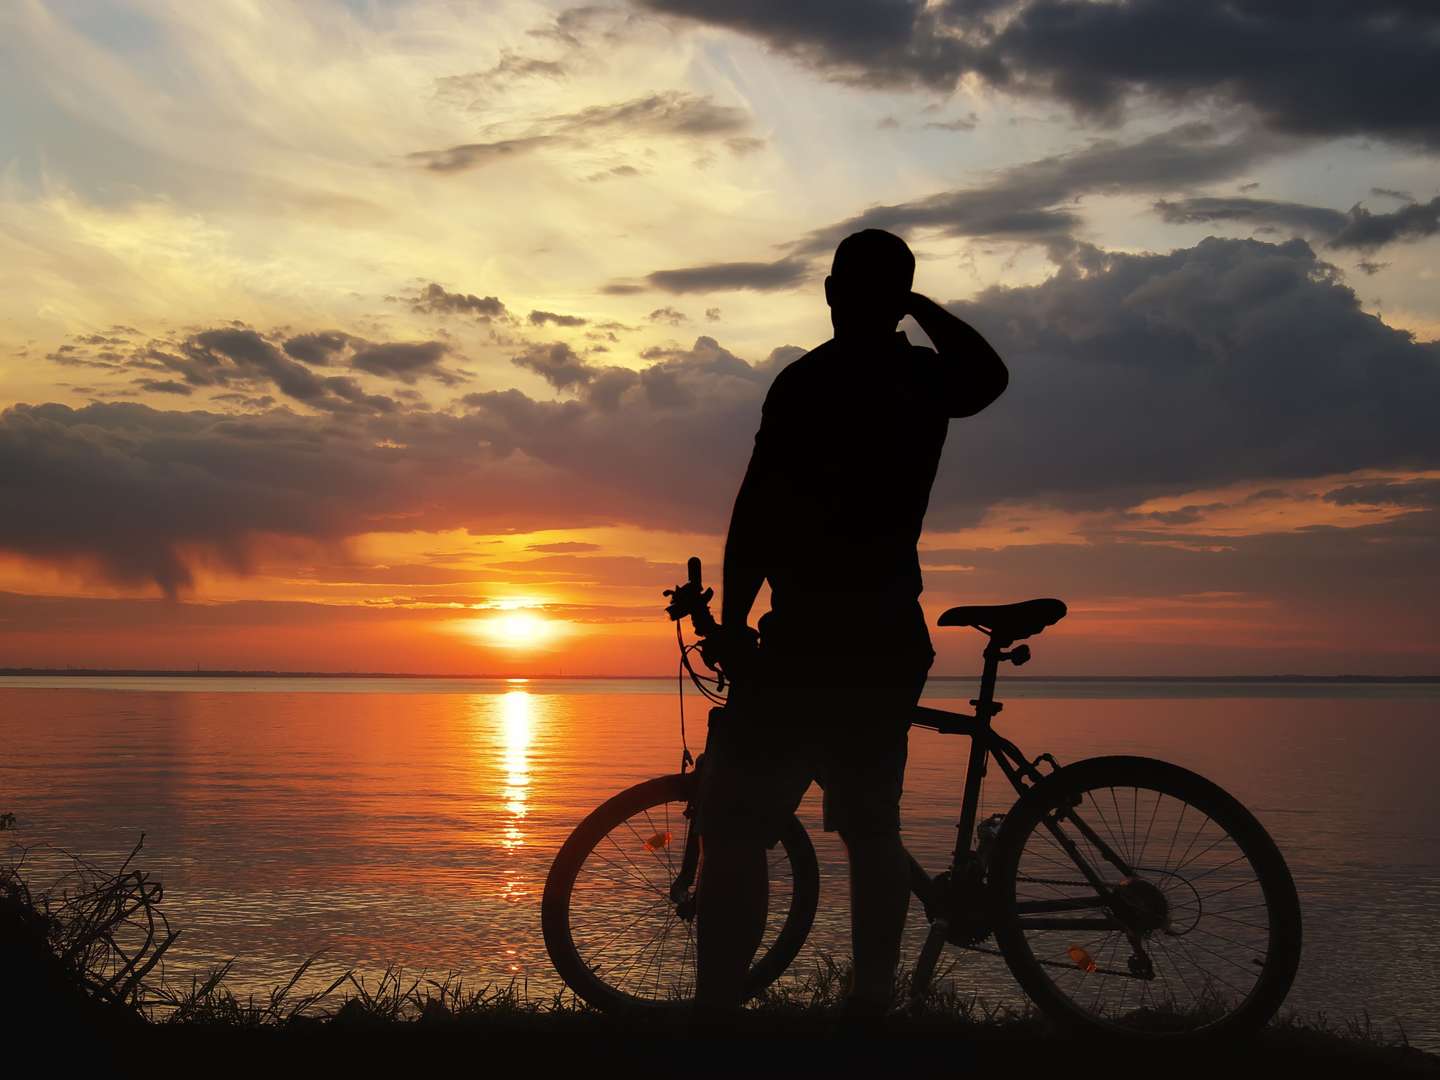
[775,340,834,379]
[763,341,831,403]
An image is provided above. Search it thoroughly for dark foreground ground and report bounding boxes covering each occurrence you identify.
[4,839,1435,1077]
[58,1009,1438,1078]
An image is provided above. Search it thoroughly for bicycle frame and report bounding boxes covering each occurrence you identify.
[911,639,1048,866]
[665,559,1141,953]
[906,639,1149,955]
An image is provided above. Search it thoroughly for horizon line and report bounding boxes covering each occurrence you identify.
[2,667,1438,683]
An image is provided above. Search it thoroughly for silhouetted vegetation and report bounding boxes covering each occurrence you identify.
[1,836,1434,1074]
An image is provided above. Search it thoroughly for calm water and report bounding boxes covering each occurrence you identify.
[1,678,1437,1046]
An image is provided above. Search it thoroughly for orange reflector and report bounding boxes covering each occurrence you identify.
[644,830,672,852]
[1068,945,1097,973]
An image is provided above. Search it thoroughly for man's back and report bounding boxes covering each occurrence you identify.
[748,332,962,620]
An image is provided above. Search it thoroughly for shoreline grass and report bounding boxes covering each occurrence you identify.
[3,833,1436,1074]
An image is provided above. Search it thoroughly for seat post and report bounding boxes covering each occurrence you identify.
[953,640,1005,862]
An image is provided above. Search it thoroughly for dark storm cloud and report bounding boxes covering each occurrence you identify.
[46,325,458,409]
[46,344,122,370]
[320,375,401,412]
[1330,197,1440,251]
[528,310,588,327]
[989,1,1440,146]
[1324,479,1440,509]
[512,341,595,391]
[166,328,452,403]
[408,283,508,319]
[1154,197,1349,237]
[1156,195,1440,252]
[9,237,1439,598]
[633,0,990,91]
[349,341,451,384]
[178,328,330,402]
[924,236,1440,526]
[645,257,812,294]
[133,379,193,396]
[634,0,1440,147]
[282,331,352,365]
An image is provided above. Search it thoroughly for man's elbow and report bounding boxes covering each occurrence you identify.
[949,362,1008,418]
[987,361,1009,405]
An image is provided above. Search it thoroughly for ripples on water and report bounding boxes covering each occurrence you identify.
[1,678,1437,1047]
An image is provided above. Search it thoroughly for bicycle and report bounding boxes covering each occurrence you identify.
[542,558,1302,1038]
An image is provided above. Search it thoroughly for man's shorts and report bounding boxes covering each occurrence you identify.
[694,607,933,846]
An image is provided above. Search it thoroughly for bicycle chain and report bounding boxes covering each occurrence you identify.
[952,940,1142,980]
[964,876,1142,979]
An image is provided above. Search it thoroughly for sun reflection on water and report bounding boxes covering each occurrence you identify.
[499,689,532,851]
[491,687,538,969]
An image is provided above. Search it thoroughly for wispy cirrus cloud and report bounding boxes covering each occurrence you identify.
[405,90,755,174]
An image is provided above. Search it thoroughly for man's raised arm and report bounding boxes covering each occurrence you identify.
[907,292,1009,417]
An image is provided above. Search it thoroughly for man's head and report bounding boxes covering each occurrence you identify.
[824,229,915,340]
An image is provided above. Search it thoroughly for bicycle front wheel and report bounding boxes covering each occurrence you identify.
[988,756,1301,1039]
[541,772,819,1012]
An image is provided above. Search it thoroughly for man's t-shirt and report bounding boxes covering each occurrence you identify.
[747,331,965,660]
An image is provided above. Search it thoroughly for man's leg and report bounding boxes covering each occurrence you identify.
[694,835,769,1007]
[691,690,807,1010]
[821,665,927,1008]
[839,825,911,1004]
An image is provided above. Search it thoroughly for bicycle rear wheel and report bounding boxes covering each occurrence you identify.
[541,772,819,1011]
[988,756,1301,1039]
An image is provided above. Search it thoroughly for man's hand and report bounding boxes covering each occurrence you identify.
[903,291,1009,417]
[712,621,759,654]
[699,621,760,675]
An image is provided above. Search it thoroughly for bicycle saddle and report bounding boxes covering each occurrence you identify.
[937,598,1067,642]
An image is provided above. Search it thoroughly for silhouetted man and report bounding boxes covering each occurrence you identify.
[695,228,1009,1019]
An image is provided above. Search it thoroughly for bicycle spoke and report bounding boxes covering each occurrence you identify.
[1000,764,1289,1034]
[556,785,810,1009]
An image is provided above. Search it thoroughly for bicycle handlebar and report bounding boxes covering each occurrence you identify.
[664,556,719,638]
[664,556,760,685]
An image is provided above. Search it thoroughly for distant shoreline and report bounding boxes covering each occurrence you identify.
[2,668,1437,683]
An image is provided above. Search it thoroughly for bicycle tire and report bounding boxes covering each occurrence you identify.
[987,755,1301,1039]
[541,772,820,1011]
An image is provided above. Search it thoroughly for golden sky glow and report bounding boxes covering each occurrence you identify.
[2,1,1438,675]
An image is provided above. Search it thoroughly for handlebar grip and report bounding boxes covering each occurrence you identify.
[687,556,702,589]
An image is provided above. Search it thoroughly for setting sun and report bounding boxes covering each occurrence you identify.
[460,601,560,650]
[486,612,549,648]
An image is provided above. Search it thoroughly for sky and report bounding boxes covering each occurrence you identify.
[2,0,1438,676]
